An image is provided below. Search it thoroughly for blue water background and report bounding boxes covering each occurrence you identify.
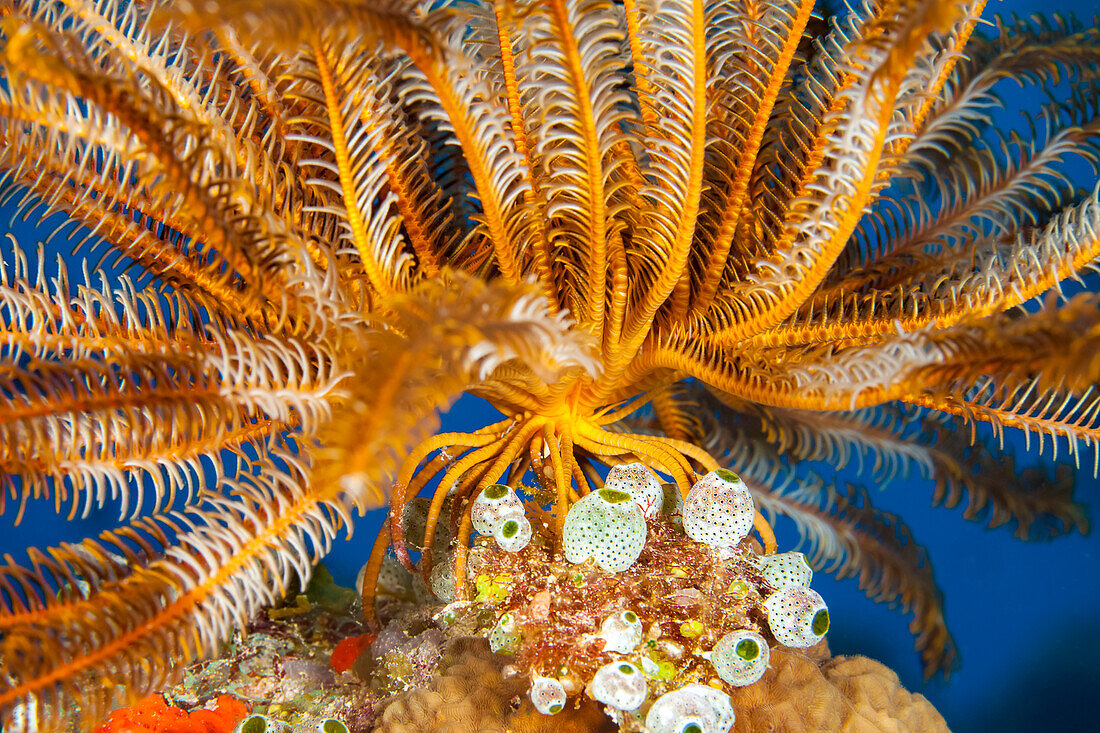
[2,0,1099,730]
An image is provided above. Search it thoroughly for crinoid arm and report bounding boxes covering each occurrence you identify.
[0,3,597,727]
[0,237,593,729]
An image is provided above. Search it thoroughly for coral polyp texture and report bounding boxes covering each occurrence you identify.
[0,0,1098,730]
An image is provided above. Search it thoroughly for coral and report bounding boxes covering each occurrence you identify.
[373,638,615,733]
[727,646,948,732]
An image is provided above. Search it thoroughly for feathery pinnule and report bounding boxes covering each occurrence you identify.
[0,0,1097,729]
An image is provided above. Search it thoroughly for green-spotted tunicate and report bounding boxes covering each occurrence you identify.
[589,661,647,711]
[492,514,532,552]
[563,488,646,573]
[762,586,830,647]
[761,551,812,590]
[645,683,736,733]
[429,557,456,602]
[605,462,664,517]
[489,612,521,654]
[709,629,769,686]
[683,469,754,550]
[596,609,643,653]
[660,481,685,526]
[471,483,525,535]
[235,716,291,733]
[529,674,567,715]
[316,721,350,733]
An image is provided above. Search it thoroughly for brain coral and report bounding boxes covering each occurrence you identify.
[375,636,945,733]
[373,638,615,733]
[728,645,948,733]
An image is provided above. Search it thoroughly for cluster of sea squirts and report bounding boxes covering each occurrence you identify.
[431,465,832,732]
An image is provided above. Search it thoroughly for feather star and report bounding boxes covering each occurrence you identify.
[0,0,1097,729]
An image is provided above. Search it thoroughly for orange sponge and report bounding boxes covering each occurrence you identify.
[95,694,249,733]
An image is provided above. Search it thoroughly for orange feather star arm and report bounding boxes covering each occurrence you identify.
[705,0,964,344]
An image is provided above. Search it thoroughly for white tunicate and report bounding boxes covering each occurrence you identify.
[589,661,647,711]
[489,612,521,655]
[710,629,770,686]
[316,721,350,733]
[401,496,450,557]
[761,551,813,590]
[471,483,525,535]
[645,684,735,733]
[529,674,567,715]
[493,514,532,553]
[605,462,664,517]
[428,556,456,602]
[660,482,684,526]
[375,555,434,605]
[434,600,470,627]
[763,586,830,648]
[563,488,647,573]
[683,469,755,550]
[235,716,292,733]
[597,609,643,653]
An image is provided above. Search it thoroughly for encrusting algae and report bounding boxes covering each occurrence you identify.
[94,695,250,733]
[1,0,1099,730]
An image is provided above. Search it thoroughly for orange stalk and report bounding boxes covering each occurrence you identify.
[360,521,391,631]
[418,442,504,575]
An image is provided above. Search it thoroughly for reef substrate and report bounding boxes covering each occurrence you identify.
[118,563,949,733]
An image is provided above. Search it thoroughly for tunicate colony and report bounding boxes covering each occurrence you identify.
[465,464,831,731]
[472,483,533,553]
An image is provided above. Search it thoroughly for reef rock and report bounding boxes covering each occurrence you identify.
[150,570,946,733]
